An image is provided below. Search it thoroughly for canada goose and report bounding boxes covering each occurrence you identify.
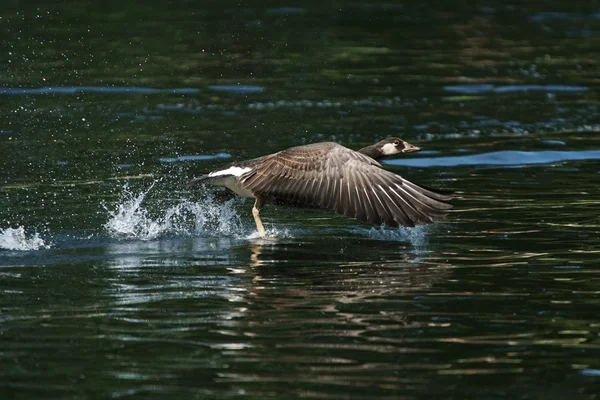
[189,138,452,236]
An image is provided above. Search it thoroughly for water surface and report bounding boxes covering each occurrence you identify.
[1,1,600,399]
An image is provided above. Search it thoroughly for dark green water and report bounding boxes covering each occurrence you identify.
[2,1,600,399]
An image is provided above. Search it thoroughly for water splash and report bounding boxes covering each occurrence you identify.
[355,225,431,247]
[246,226,294,240]
[104,183,246,240]
[0,226,51,251]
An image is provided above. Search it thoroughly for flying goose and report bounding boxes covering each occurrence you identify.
[189,138,452,236]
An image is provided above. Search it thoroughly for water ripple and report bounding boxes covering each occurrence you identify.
[387,150,600,168]
[444,84,589,94]
[0,86,199,95]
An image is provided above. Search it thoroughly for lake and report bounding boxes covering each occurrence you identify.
[1,1,600,399]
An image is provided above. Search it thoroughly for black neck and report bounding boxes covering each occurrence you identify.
[357,144,383,160]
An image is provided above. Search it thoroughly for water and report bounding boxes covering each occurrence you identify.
[0,227,50,251]
[2,1,600,399]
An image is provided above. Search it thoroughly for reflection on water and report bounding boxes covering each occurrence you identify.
[444,84,590,94]
[2,1,600,399]
[387,149,600,167]
[0,86,200,95]
[208,85,265,94]
[1,221,598,398]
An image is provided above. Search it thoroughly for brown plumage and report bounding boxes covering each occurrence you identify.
[189,138,453,236]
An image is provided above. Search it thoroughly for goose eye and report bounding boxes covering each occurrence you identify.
[393,140,400,146]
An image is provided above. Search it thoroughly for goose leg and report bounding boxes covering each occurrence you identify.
[252,196,267,236]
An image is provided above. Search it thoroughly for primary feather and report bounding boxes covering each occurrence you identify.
[189,139,453,231]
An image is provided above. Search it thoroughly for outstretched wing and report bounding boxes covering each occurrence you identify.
[239,142,452,227]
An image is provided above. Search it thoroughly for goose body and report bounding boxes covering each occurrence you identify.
[189,138,452,236]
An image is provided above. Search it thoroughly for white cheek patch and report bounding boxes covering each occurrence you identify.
[381,143,398,155]
[208,166,252,177]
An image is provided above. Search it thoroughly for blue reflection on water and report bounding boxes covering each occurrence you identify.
[159,153,232,163]
[387,150,600,167]
[444,84,589,94]
[0,86,200,95]
[208,85,264,93]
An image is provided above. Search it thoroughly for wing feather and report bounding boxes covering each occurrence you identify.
[239,142,452,227]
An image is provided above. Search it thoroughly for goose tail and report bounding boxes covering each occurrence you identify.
[187,175,211,188]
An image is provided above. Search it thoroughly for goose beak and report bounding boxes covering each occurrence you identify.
[402,143,421,153]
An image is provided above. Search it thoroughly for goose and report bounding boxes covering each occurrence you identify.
[189,138,452,236]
